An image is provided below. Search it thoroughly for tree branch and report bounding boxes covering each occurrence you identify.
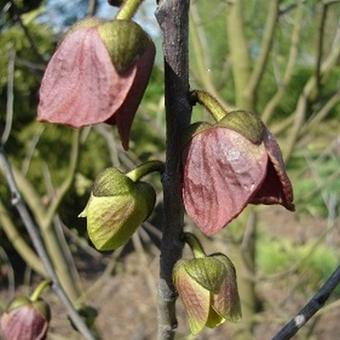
[155,1,192,339]
[227,0,251,108]
[189,3,234,112]
[42,130,80,229]
[262,3,303,123]
[284,29,340,161]
[246,0,280,108]
[8,0,46,64]
[0,200,46,277]
[1,47,15,145]
[0,147,95,340]
[87,0,98,16]
[272,265,340,340]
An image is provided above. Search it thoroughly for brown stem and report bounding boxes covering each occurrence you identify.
[155,1,192,339]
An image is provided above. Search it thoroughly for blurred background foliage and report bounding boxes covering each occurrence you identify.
[0,0,339,338]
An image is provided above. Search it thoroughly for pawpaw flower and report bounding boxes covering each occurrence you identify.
[38,18,155,150]
[1,296,50,340]
[79,166,156,251]
[182,93,294,235]
[173,253,241,335]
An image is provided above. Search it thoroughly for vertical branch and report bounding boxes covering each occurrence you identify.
[315,2,328,93]
[262,4,303,123]
[155,1,192,339]
[0,200,46,277]
[245,0,280,109]
[0,148,95,340]
[189,4,234,111]
[1,47,15,145]
[227,0,251,109]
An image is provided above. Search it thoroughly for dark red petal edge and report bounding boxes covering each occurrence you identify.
[106,41,156,150]
[250,129,295,211]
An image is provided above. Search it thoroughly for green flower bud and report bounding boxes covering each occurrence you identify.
[80,168,156,251]
[173,254,241,335]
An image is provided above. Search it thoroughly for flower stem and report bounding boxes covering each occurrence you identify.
[126,160,164,182]
[184,232,206,258]
[191,90,226,122]
[116,0,143,20]
[30,280,51,302]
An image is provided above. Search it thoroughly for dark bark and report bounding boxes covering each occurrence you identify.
[155,1,192,339]
[272,265,340,340]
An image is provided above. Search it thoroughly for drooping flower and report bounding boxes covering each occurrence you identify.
[182,94,294,236]
[1,296,50,340]
[79,166,156,251]
[173,253,241,335]
[38,18,155,150]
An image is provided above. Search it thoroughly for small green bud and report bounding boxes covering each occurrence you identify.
[80,168,156,251]
[173,254,241,335]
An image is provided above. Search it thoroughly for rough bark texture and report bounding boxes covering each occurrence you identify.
[155,1,192,339]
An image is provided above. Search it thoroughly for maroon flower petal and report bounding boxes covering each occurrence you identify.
[106,42,155,150]
[1,306,48,340]
[38,27,135,128]
[250,129,295,211]
[182,128,268,235]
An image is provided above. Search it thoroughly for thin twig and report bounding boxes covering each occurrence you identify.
[1,47,15,145]
[189,3,234,112]
[315,2,328,93]
[262,3,303,123]
[132,233,157,302]
[246,0,280,108]
[0,199,46,277]
[0,247,15,297]
[87,0,98,16]
[8,0,46,64]
[279,0,307,16]
[300,91,340,136]
[0,147,95,340]
[272,265,340,340]
[42,130,80,229]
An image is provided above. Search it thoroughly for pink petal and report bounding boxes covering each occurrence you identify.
[1,306,48,340]
[250,129,295,210]
[173,262,210,335]
[211,255,241,321]
[182,128,268,235]
[107,42,155,150]
[38,28,135,128]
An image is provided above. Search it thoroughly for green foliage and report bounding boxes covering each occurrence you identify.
[257,235,339,294]
[290,143,339,217]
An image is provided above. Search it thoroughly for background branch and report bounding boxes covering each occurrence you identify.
[227,0,251,108]
[0,147,95,340]
[246,0,280,108]
[272,266,340,340]
[262,3,303,123]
